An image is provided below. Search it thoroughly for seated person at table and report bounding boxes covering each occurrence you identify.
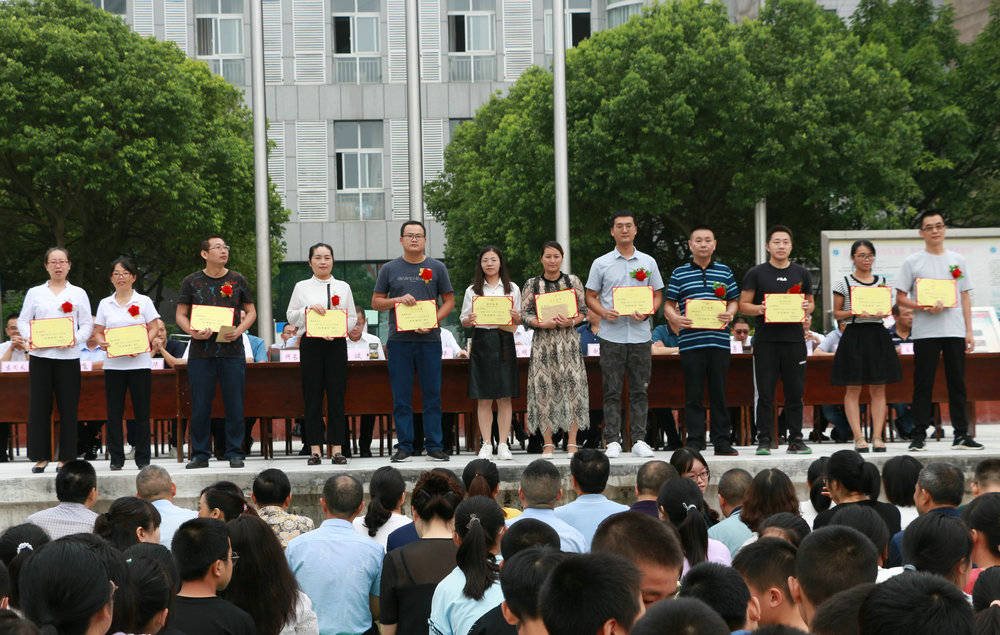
[731,316,753,353]
[77,323,108,460]
[651,322,679,355]
[803,322,824,355]
[0,314,28,362]
[577,310,601,355]
[272,323,299,350]
[347,310,384,457]
[888,304,915,439]
[647,323,681,449]
[811,320,844,357]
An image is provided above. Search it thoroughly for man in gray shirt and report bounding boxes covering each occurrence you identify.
[26,460,98,539]
[894,211,983,451]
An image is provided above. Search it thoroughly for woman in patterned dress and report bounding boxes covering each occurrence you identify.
[520,241,589,456]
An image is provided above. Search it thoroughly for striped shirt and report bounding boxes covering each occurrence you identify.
[665,261,739,350]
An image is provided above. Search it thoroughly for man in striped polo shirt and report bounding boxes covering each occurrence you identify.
[663,226,740,456]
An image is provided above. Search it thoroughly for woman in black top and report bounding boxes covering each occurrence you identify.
[813,450,901,534]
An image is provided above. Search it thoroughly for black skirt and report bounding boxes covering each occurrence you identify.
[831,322,902,386]
[467,328,520,399]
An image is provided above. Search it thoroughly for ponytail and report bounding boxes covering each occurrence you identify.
[975,607,1000,635]
[454,496,505,601]
[364,466,406,537]
[463,459,500,498]
[467,475,493,498]
[658,477,710,566]
[676,503,709,565]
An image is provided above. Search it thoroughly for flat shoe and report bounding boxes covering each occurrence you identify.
[332,453,347,465]
[31,464,46,474]
[307,454,322,466]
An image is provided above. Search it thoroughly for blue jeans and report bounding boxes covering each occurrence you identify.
[188,357,246,460]
[386,340,443,453]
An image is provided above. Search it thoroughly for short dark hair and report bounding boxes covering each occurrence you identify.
[592,511,685,571]
[974,459,1000,490]
[759,512,811,548]
[540,553,642,635]
[830,505,890,558]
[917,462,964,507]
[630,597,729,635]
[636,460,677,496]
[55,460,97,504]
[915,211,946,230]
[810,583,876,635]
[753,627,810,635]
[794,526,878,607]
[400,220,426,237]
[972,565,1000,612]
[500,518,560,562]
[902,513,971,579]
[766,225,793,242]
[825,450,867,494]
[610,211,638,228]
[859,571,972,634]
[171,518,230,582]
[677,562,751,631]
[520,459,562,507]
[199,235,225,254]
[570,449,611,494]
[322,474,363,517]
[501,547,567,620]
[861,462,882,500]
[732,537,797,601]
[689,225,715,238]
[882,455,923,507]
[717,468,752,507]
[963,493,1000,558]
[252,468,291,506]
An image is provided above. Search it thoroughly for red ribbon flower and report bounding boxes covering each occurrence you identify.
[127,304,140,318]
[419,268,433,283]
[220,283,233,297]
[331,295,341,306]
[61,301,73,313]
[630,268,650,282]
[788,283,802,293]
[950,265,963,279]
[712,282,727,298]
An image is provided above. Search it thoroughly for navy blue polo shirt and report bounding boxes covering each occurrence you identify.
[665,260,739,351]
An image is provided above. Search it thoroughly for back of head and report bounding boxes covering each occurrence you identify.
[972,565,1000,612]
[917,462,965,507]
[124,543,179,593]
[570,449,611,494]
[592,511,684,573]
[807,457,829,488]
[811,583,876,635]
[717,468,753,508]
[454,496,505,601]
[363,466,406,536]
[759,512,811,548]
[830,505,890,559]
[500,546,567,621]
[463,459,500,497]
[114,555,173,634]
[809,479,832,515]
[57,533,126,587]
[732,537,797,603]
[902,512,971,580]
[0,609,41,635]
[520,459,562,508]
[677,562,751,631]
[861,463,882,501]
[500,518,560,561]
[882,456,923,507]
[135,465,173,501]
[658,477,708,565]
[540,553,642,635]
[19,540,112,635]
[223,515,299,635]
[741,468,800,533]
[171,518,229,582]
[630,597,729,635]
[636,460,677,497]
[411,470,464,523]
[859,571,972,635]
[322,474,364,518]
[974,459,1000,493]
[201,482,255,522]
[963,493,1000,560]
[0,524,50,567]
[93,496,162,551]
[826,450,867,495]
[55,460,97,504]
[251,468,291,507]
[795,526,878,608]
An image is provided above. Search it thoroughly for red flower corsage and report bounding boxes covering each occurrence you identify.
[331,295,341,306]
[788,283,802,293]
[127,304,141,318]
[950,265,963,279]
[712,282,727,298]
[630,268,650,282]
[61,301,73,313]
[220,283,234,297]
[419,268,433,283]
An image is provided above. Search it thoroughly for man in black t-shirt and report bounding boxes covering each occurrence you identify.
[739,225,813,455]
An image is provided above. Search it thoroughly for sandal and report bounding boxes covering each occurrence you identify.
[854,439,870,453]
[567,443,579,454]
[542,443,555,457]
[307,453,322,466]
[873,442,887,453]
[332,453,348,465]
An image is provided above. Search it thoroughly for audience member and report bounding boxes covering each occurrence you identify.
[198,482,256,522]
[553,449,629,549]
[971,458,1000,497]
[123,541,179,593]
[810,583,876,635]
[483,547,566,635]
[0,609,40,634]
[858,571,973,635]
[658,477,731,573]
[964,493,1000,593]
[251,468,314,549]
[752,626,809,635]
[386,467,466,552]
[0,524,50,611]
[901,512,972,590]
[25,459,98,539]
[974,569,1000,635]
[678,562,759,633]
[113,554,173,635]
[540,552,644,635]
[737,468,801,536]
[136,465,197,548]
[829,505,895,580]
[802,458,830,524]
[860,462,882,501]
[499,519,560,562]
[886,461,963,567]
[670,448,720,524]
[630,460,677,517]
[286,475,382,635]
[732,538,807,630]
[631,597,729,635]
[881,455,922,530]
[506,459,585,553]
[463,459,521,519]
[758,513,811,548]
[354,466,410,547]
[787,526,878,627]
[592,511,685,607]
[93,496,162,551]
[813,451,900,535]
[708,468,753,555]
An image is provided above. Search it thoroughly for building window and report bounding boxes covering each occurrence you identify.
[335,121,385,220]
[196,0,245,84]
[92,0,126,15]
[449,118,472,138]
[544,0,591,52]
[606,0,641,28]
[448,0,496,81]
[333,0,382,83]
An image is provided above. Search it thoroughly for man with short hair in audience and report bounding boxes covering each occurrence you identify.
[554,449,628,549]
[858,571,973,634]
[810,583,876,635]
[787,526,878,628]
[171,517,256,635]
[286,474,383,634]
[506,459,586,553]
[886,462,964,567]
[540,552,645,635]
[732,537,808,631]
[252,468,314,548]
[592,511,685,608]
[707,468,753,555]
[678,562,760,634]
[26,459,98,539]
[630,460,678,518]
[136,464,196,548]
[971,458,1000,497]
[631,598,730,635]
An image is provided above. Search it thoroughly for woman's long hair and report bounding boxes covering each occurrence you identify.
[739,468,801,533]
[363,466,406,537]
[454,496,505,601]
[658,478,709,565]
[20,540,113,635]
[93,496,161,551]
[471,245,512,296]
[201,481,257,522]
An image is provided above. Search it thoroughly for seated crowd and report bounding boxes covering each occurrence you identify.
[1,452,1000,635]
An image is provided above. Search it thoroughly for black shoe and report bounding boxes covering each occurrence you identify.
[787,439,812,454]
[136,463,149,470]
[391,449,411,463]
[908,439,926,452]
[307,453,322,466]
[360,450,373,458]
[84,450,98,461]
[685,441,707,452]
[229,457,245,468]
[185,458,209,469]
[714,445,739,456]
[298,446,311,456]
[332,453,347,465]
[31,463,47,474]
[427,449,450,461]
[954,436,985,450]
[110,463,124,471]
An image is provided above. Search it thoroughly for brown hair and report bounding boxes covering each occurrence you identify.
[740,468,801,533]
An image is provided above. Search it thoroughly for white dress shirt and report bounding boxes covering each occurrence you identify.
[347,331,386,360]
[150,498,197,549]
[460,280,521,330]
[286,276,358,334]
[18,281,93,360]
[440,328,464,358]
[0,341,28,362]
[95,291,160,371]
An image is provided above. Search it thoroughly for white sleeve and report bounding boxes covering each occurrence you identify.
[286,281,308,329]
[343,283,358,332]
[459,286,475,322]
[75,291,94,345]
[510,282,522,310]
[17,288,35,342]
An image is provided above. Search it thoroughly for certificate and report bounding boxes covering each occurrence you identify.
[764,293,806,323]
[915,278,958,308]
[305,309,348,338]
[395,300,438,331]
[612,286,654,316]
[535,289,578,321]
[105,324,151,358]
[189,305,235,332]
[472,296,514,326]
[850,286,891,315]
[685,299,727,330]
[29,317,75,349]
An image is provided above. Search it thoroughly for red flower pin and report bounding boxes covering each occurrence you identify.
[61,301,73,313]
[419,268,433,283]
[788,283,802,294]
[950,265,963,279]
[331,295,341,306]
[630,268,650,282]
[220,283,233,297]
[127,304,140,318]
[712,282,727,298]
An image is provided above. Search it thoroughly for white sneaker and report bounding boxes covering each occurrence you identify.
[125,444,135,460]
[605,442,622,458]
[631,440,655,458]
[478,443,493,459]
[497,442,514,461]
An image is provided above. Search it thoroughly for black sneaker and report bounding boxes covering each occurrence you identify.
[427,449,450,461]
[787,440,812,454]
[185,458,209,469]
[109,463,124,471]
[714,445,739,456]
[756,443,771,456]
[229,457,245,468]
[954,436,985,450]
[908,439,926,452]
[391,449,411,463]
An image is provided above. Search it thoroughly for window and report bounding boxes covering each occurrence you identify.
[92,0,126,15]
[333,0,382,83]
[196,0,245,84]
[544,0,591,52]
[606,0,641,28]
[335,121,385,220]
[449,118,472,138]
[448,0,496,81]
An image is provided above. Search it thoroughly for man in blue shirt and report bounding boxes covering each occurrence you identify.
[664,226,740,456]
[507,459,586,553]
[286,474,384,634]
[585,212,664,459]
[554,449,629,549]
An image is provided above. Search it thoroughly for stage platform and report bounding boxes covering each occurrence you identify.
[2,426,999,528]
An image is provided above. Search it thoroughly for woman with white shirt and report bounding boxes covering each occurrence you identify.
[19,247,93,473]
[460,246,521,460]
[92,257,161,470]
[353,466,411,547]
[286,243,357,465]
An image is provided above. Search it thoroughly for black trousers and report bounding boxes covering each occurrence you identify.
[300,336,348,447]
[912,337,968,441]
[28,356,80,462]
[105,369,151,466]
[681,347,732,447]
[753,341,806,444]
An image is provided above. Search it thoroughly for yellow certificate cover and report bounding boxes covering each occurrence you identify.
[306,309,348,338]
[29,317,75,349]
[395,300,438,331]
[612,286,654,316]
[472,296,514,326]
[106,324,151,358]
[850,286,891,315]
[764,293,806,323]
[189,305,236,332]
[535,289,578,321]
[685,299,727,330]
[915,278,958,308]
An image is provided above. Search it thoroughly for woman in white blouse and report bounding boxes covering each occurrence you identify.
[286,243,357,465]
[91,257,161,470]
[460,246,521,460]
[18,247,93,473]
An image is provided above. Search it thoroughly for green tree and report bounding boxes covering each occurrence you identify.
[0,0,288,310]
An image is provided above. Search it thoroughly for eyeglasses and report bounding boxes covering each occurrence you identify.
[687,470,711,483]
[47,260,69,266]
[111,272,133,278]
[402,233,426,240]
[922,223,946,231]
[854,254,875,260]
[209,244,230,251]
